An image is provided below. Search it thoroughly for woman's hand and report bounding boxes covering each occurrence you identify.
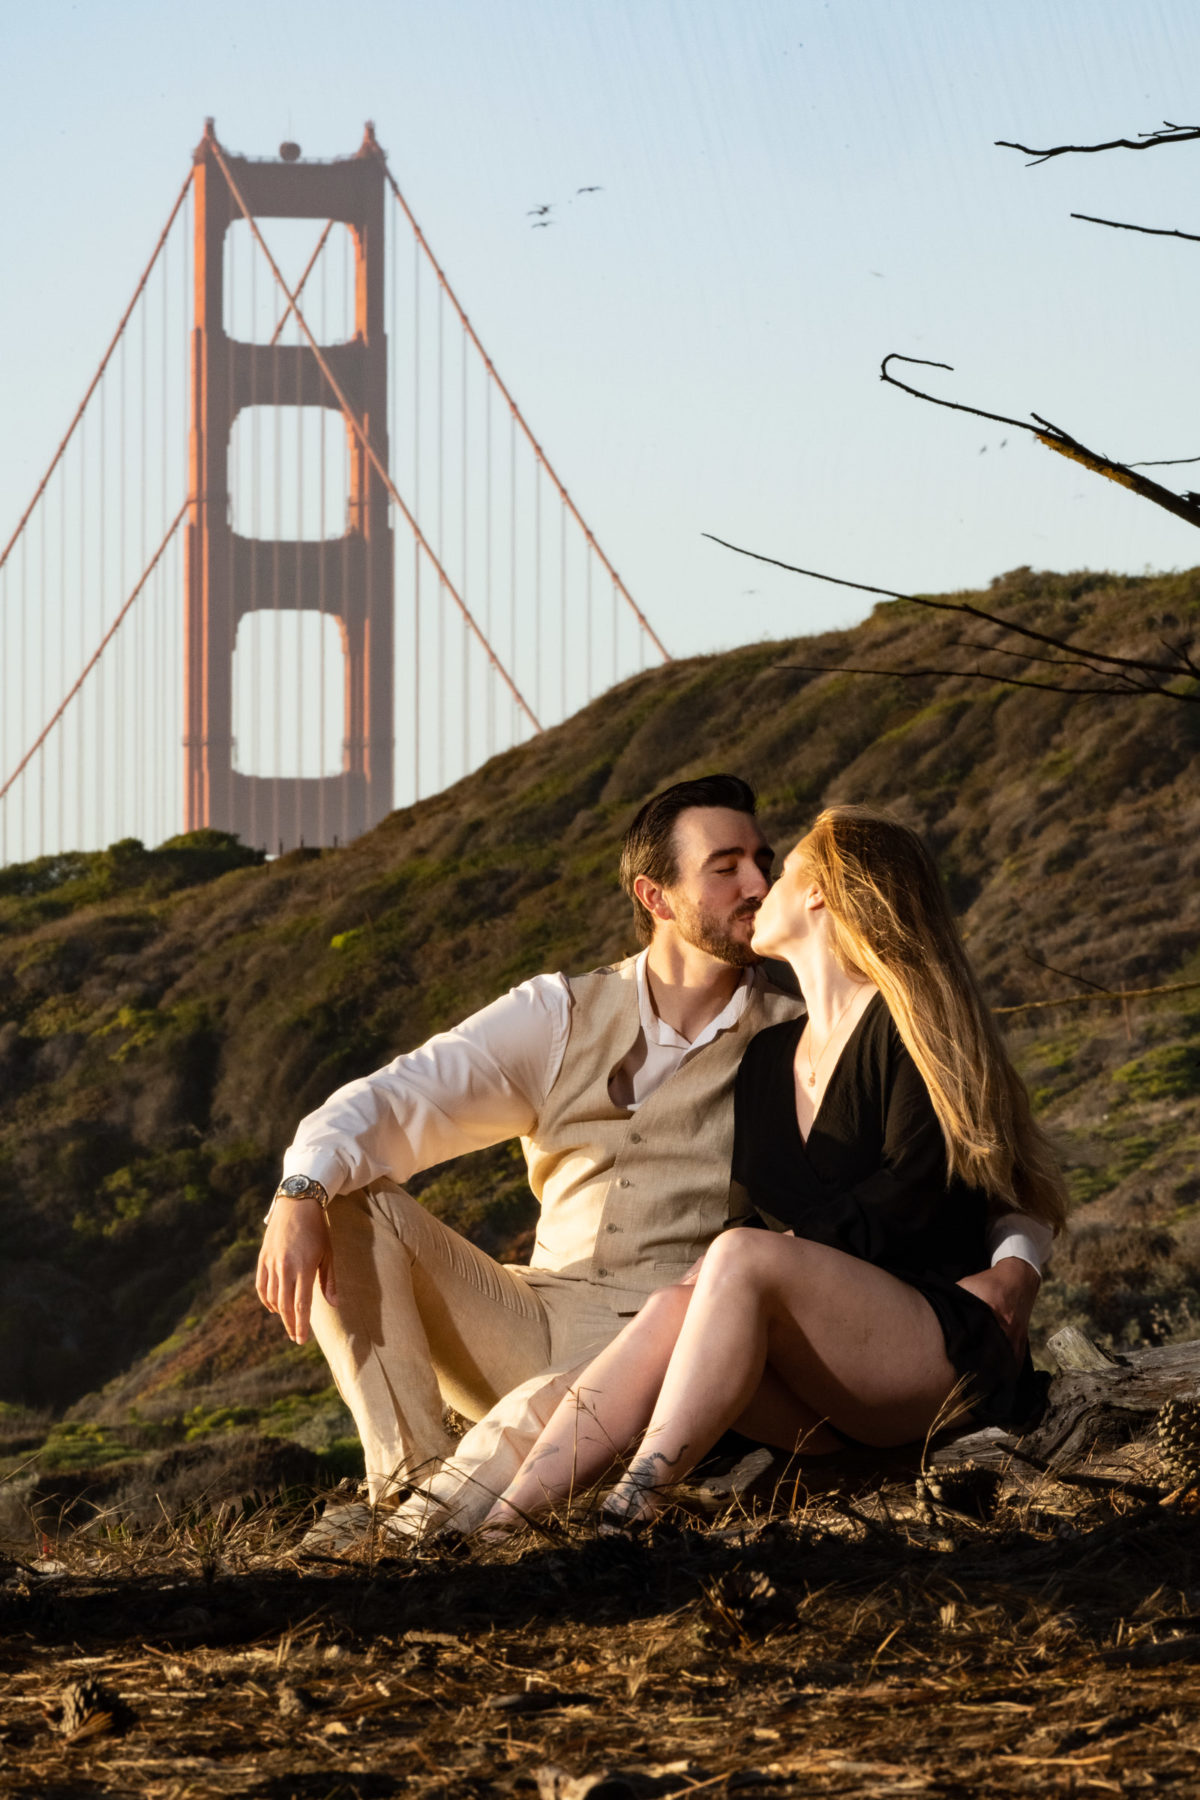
[256,1199,338,1344]
[957,1257,1040,1358]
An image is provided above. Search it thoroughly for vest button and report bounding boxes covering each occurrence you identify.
[618,1177,632,1188]
[629,1131,642,1144]
[596,1267,610,1279]
[606,1222,619,1233]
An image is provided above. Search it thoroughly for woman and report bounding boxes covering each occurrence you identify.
[478,805,1066,1533]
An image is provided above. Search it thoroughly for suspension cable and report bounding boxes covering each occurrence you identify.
[0,500,189,806]
[0,167,194,581]
[269,220,334,346]
[368,142,671,664]
[209,135,542,734]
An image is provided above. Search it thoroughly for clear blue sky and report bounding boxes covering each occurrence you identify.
[2,0,1199,665]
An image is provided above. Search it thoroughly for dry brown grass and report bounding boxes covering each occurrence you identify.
[3,1448,1200,1798]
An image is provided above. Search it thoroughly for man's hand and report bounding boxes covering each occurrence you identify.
[957,1256,1041,1359]
[255,1200,338,1344]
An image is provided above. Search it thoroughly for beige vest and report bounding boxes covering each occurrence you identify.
[522,957,801,1294]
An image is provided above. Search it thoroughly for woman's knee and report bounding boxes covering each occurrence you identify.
[701,1226,782,1286]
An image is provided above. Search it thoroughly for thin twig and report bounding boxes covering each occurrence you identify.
[997,121,1200,166]
[771,661,1156,700]
[1072,210,1200,245]
[994,978,1200,1018]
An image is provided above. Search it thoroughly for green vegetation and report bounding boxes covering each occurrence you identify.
[1114,1043,1200,1104]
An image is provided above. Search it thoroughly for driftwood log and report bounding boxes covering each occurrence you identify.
[931,1328,1200,1478]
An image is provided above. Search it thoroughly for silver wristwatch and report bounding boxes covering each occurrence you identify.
[274,1174,331,1209]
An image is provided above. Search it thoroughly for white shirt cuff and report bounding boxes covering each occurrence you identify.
[988,1211,1054,1276]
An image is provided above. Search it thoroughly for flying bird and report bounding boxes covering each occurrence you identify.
[532,220,553,229]
[527,204,552,216]
[576,185,603,194]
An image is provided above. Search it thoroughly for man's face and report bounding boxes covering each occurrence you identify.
[658,806,774,965]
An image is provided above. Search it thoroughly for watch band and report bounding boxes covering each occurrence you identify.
[274,1175,331,1209]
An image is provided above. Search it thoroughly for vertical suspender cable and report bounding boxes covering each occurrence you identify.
[57,443,66,848]
[161,217,170,845]
[485,378,493,756]
[37,468,45,853]
[1,559,7,862]
[436,283,445,791]
[461,321,468,778]
[534,462,542,722]
[119,333,127,841]
[341,224,351,845]
[249,232,260,848]
[412,231,421,803]
[509,411,516,740]
[98,379,106,845]
[559,495,567,725]
[388,199,397,813]
[318,228,329,847]
[17,535,26,856]
[140,259,148,842]
[180,184,191,844]
[272,226,282,853]
[77,412,86,850]
[585,542,593,704]
[296,258,304,846]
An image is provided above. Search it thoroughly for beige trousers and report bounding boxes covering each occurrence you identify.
[309,1183,647,1524]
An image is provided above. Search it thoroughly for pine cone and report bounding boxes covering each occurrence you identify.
[916,1461,1001,1523]
[1156,1398,1200,1482]
[58,1677,128,1739]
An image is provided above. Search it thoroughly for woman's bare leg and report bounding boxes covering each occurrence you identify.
[478,1284,693,1533]
[606,1230,967,1524]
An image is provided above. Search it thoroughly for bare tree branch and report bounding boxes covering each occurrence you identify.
[880,354,1200,533]
[704,530,1198,679]
[706,534,1200,704]
[944,638,1176,692]
[1072,210,1200,245]
[770,661,1167,700]
[997,121,1200,166]
[1022,948,1119,999]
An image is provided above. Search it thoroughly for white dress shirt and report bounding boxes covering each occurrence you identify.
[281,950,1050,1272]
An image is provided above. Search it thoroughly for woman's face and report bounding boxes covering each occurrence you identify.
[750,837,818,956]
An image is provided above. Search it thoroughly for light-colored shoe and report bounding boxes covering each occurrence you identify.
[297,1501,378,1556]
[378,1486,453,1548]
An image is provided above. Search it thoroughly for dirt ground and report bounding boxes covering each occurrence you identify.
[3,1468,1200,1800]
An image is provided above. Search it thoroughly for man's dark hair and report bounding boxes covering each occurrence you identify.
[620,773,758,947]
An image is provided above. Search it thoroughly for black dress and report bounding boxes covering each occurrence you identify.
[730,994,1038,1427]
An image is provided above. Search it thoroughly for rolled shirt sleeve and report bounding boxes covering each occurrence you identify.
[279,973,572,1201]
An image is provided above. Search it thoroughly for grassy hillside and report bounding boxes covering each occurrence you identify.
[2,564,1200,1499]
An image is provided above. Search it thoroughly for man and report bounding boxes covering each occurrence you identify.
[257,774,1045,1542]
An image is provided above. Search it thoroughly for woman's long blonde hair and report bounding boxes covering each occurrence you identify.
[798,805,1066,1233]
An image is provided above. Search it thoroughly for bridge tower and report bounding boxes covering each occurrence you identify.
[185,122,392,849]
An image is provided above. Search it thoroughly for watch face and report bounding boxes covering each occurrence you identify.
[282,1176,310,1197]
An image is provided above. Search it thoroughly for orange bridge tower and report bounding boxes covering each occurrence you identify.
[185,122,393,849]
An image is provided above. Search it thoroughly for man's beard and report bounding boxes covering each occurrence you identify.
[674,899,760,967]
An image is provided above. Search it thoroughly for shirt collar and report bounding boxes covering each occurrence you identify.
[634,947,753,1051]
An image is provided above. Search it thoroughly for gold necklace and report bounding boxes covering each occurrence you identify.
[802,988,867,1089]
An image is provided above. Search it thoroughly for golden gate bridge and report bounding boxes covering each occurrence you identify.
[0,121,670,866]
